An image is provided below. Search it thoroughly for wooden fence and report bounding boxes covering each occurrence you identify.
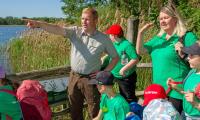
[6,63,152,118]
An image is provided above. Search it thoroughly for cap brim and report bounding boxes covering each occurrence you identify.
[182,43,200,55]
[105,29,112,35]
[182,47,195,55]
[142,99,149,106]
[88,79,98,85]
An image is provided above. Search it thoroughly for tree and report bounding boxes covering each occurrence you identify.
[61,0,106,22]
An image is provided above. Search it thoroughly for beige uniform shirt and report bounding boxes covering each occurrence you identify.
[64,26,118,74]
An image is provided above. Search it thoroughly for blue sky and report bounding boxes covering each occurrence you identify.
[0,0,65,18]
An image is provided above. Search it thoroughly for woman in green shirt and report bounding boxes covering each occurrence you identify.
[136,3,198,113]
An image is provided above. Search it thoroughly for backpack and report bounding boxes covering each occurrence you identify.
[143,99,181,120]
[129,102,144,119]
[125,102,143,120]
[0,80,52,120]
[125,114,141,120]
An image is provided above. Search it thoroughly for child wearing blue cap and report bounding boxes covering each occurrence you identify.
[90,71,130,120]
[168,41,200,119]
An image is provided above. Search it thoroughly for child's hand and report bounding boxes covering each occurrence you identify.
[126,112,135,117]
[183,91,200,110]
[167,78,177,88]
[167,78,184,94]
[174,41,184,58]
[184,91,195,103]
[119,69,126,77]
[89,70,100,79]
[22,19,40,28]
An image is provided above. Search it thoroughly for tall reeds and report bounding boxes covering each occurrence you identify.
[8,29,70,72]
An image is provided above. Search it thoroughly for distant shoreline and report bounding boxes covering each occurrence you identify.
[0,25,26,26]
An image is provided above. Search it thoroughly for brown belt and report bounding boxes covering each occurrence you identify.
[71,70,91,78]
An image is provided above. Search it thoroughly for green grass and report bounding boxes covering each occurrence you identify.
[8,29,70,72]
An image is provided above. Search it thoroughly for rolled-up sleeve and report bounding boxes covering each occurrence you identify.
[104,37,118,58]
[63,26,78,39]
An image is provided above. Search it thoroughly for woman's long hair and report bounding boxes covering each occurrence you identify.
[157,3,187,37]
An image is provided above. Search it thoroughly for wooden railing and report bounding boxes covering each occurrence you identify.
[6,63,152,81]
[6,63,152,117]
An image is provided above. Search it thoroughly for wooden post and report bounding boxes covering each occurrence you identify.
[126,16,139,44]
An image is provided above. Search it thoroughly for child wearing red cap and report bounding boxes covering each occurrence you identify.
[102,24,140,103]
[142,84,181,120]
[168,41,200,119]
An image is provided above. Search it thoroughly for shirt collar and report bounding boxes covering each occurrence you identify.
[113,38,125,45]
[160,33,178,41]
[81,28,98,36]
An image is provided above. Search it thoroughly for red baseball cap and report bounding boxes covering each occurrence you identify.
[143,84,167,106]
[195,83,200,99]
[105,24,123,36]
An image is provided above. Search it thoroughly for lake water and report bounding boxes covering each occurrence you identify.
[0,26,27,44]
[0,26,27,73]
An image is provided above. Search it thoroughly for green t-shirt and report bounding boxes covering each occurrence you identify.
[102,38,138,79]
[144,32,198,99]
[0,85,22,120]
[100,93,130,120]
[183,69,200,116]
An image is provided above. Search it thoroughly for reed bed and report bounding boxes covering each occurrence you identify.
[8,29,70,72]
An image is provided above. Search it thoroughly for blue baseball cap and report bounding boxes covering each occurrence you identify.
[88,71,114,85]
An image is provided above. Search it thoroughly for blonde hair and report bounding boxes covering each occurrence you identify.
[158,4,187,37]
[82,7,98,20]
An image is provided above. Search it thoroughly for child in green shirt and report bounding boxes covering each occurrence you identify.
[103,24,139,103]
[168,41,200,119]
[90,71,130,120]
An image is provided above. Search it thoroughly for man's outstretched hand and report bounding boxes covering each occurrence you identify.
[22,18,40,28]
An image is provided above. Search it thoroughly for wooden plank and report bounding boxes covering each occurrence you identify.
[135,90,144,96]
[6,63,152,81]
[6,66,71,81]
[126,17,139,44]
[137,63,152,68]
